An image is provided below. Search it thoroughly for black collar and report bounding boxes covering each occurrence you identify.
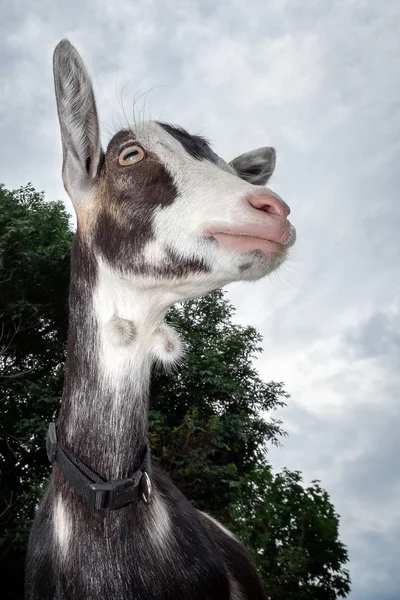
[46,422,152,510]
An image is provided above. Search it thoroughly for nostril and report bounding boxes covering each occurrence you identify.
[247,193,288,217]
[263,202,281,216]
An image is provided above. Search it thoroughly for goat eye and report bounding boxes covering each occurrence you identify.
[119,145,145,166]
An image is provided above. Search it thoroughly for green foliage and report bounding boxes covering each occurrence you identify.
[149,292,289,520]
[0,184,350,599]
[231,467,350,599]
[0,184,73,597]
[150,294,350,598]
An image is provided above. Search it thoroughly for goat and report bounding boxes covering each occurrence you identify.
[25,39,296,600]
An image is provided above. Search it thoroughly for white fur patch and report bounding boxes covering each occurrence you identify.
[229,576,244,600]
[92,258,190,386]
[53,495,71,559]
[92,259,158,402]
[142,238,168,265]
[201,511,237,540]
[105,316,137,347]
[149,493,171,548]
[150,323,185,366]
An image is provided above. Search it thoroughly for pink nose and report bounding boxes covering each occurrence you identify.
[247,192,289,218]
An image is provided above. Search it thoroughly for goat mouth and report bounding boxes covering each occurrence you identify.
[210,233,284,254]
[203,225,290,254]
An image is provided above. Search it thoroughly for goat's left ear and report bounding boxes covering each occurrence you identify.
[53,39,103,202]
[229,147,276,186]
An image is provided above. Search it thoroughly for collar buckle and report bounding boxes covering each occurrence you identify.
[88,472,143,510]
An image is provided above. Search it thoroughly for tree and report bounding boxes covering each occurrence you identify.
[231,467,350,599]
[149,291,289,519]
[150,297,350,599]
[0,184,73,597]
[0,184,350,599]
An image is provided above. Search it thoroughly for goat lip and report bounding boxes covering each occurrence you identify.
[203,224,291,247]
[209,233,284,254]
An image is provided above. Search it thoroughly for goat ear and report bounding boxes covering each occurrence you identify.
[53,40,103,199]
[229,147,276,186]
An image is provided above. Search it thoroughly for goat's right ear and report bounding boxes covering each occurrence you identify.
[53,40,103,201]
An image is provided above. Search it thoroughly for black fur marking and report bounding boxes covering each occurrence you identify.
[157,123,219,164]
[239,261,253,273]
[92,130,210,277]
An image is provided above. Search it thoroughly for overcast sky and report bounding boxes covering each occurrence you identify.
[1,1,399,598]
